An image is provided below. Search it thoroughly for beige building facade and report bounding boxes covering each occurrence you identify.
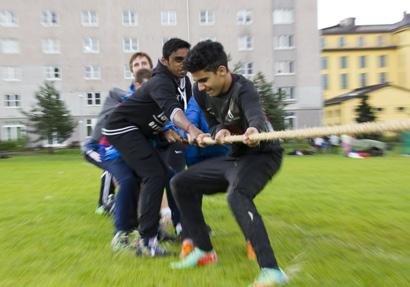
[0,0,321,144]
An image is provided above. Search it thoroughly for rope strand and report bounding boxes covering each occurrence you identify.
[202,119,410,145]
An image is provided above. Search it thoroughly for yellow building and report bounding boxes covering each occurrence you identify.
[320,13,410,126]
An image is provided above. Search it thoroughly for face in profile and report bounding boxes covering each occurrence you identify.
[163,48,189,78]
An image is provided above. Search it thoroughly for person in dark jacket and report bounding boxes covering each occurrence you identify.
[102,38,203,257]
[170,41,288,286]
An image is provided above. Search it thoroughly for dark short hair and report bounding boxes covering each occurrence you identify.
[128,52,153,72]
[184,40,228,73]
[135,68,152,84]
[162,38,191,59]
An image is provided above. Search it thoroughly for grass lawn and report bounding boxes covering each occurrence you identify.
[0,150,409,287]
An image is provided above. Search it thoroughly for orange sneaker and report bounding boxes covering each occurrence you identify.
[171,248,218,269]
[179,239,194,258]
[247,240,256,260]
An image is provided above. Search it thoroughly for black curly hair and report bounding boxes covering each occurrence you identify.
[183,40,228,73]
[162,38,191,60]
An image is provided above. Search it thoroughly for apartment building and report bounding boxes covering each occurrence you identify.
[321,13,410,126]
[0,0,321,144]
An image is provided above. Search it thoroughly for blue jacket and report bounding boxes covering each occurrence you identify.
[183,97,230,166]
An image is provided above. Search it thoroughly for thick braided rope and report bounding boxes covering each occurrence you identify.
[202,119,410,145]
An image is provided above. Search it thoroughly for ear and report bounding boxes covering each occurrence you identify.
[216,65,227,77]
[160,57,168,66]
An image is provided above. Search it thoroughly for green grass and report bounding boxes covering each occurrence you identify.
[0,150,409,286]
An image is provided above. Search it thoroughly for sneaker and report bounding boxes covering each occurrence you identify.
[170,247,217,269]
[179,239,194,258]
[248,268,288,287]
[246,240,256,260]
[135,237,172,257]
[111,231,130,252]
[95,205,106,215]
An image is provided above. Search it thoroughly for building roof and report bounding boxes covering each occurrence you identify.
[325,83,390,106]
[321,12,410,35]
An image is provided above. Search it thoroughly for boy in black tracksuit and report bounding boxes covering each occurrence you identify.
[102,38,203,256]
[170,41,288,286]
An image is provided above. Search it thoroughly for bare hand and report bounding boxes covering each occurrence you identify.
[243,127,259,147]
[187,125,204,145]
[215,129,231,144]
[196,133,211,148]
[164,129,183,143]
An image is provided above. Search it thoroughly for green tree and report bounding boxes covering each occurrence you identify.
[354,95,379,139]
[252,72,286,130]
[23,82,75,151]
[355,95,377,123]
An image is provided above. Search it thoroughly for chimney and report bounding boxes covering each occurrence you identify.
[340,17,356,27]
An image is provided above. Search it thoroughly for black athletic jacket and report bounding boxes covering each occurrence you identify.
[194,74,281,156]
[103,61,191,138]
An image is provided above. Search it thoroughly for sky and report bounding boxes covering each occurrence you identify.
[317,0,410,29]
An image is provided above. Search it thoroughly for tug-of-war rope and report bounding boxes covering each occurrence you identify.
[202,119,410,145]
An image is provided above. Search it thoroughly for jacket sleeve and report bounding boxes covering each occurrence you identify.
[238,81,266,132]
[90,89,125,141]
[150,78,182,120]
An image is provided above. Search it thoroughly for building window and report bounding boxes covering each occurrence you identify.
[339,56,348,69]
[320,38,326,49]
[161,11,177,26]
[238,36,253,51]
[122,10,137,26]
[124,65,133,80]
[199,10,215,25]
[340,73,348,89]
[359,55,367,68]
[357,36,365,47]
[86,119,97,137]
[378,55,386,67]
[2,124,25,140]
[338,37,345,48]
[284,112,296,129]
[42,39,60,54]
[359,73,367,87]
[45,66,61,80]
[320,57,328,70]
[238,62,253,77]
[4,94,20,107]
[86,92,101,106]
[377,35,384,46]
[123,38,138,53]
[321,74,328,90]
[41,10,58,26]
[379,72,387,84]
[276,87,295,101]
[85,65,101,80]
[397,107,406,112]
[0,39,20,54]
[2,66,21,81]
[275,61,294,75]
[237,10,252,25]
[0,11,17,27]
[83,37,99,53]
[81,10,98,26]
[274,35,294,49]
[273,9,294,24]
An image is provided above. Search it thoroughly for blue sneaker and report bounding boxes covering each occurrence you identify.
[248,268,288,287]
